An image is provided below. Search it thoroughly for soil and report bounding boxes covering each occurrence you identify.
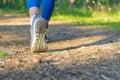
[0,14,120,80]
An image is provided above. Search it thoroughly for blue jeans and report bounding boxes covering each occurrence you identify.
[26,0,55,20]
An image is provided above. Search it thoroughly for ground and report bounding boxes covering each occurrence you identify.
[0,14,120,80]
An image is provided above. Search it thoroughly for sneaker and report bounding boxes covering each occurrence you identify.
[30,14,48,53]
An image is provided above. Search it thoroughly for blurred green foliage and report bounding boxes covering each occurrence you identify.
[0,0,120,12]
[0,0,119,17]
[0,0,26,10]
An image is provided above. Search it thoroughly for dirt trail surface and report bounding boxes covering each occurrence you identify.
[0,14,120,80]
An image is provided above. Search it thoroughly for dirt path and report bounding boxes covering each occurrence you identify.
[0,15,120,80]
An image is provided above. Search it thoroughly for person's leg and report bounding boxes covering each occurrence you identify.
[41,0,55,43]
[42,0,55,21]
[26,0,41,18]
[26,0,55,52]
[26,0,55,20]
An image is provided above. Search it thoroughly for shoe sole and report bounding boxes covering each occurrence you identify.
[31,19,48,53]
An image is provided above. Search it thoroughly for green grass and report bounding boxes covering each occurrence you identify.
[0,51,9,58]
[52,8,120,31]
[0,8,27,14]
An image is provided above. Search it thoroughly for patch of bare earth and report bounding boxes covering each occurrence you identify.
[0,15,120,80]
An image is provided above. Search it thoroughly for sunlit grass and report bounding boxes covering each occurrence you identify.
[0,9,27,14]
[52,9,120,31]
[52,9,120,23]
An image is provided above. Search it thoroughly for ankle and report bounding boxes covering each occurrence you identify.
[30,14,39,26]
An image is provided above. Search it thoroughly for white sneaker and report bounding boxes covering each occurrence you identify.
[30,14,48,53]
